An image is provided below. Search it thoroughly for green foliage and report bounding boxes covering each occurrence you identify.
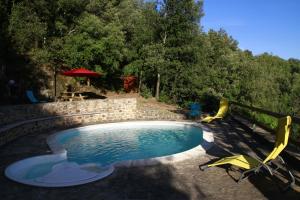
[122,64,138,76]
[158,91,172,104]
[0,1,8,62]
[29,48,52,65]
[8,2,47,53]
[253,113,278,129]
[54,11,126,75]
[155,0,204,102]
[140,84,152,99]
[291,74,300,119]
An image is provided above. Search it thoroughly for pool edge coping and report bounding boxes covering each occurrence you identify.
[47,120,214,168]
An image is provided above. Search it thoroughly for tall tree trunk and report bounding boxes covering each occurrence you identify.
[155,30,167,100]
[54,65,57,101]
[35,39,38,48]
[155,73,160,100]
[138,70,142,94]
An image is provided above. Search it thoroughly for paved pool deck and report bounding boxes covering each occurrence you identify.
[0,117,299,200]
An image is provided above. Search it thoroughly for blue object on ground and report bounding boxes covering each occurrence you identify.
[26,90,46,103]
[188,103,201,118]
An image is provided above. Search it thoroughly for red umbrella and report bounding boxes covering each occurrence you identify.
[62,68,101,77]
[62,68,101,86]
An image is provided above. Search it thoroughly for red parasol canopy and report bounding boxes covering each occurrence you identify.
[62,68,101,77]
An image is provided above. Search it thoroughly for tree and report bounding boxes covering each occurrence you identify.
[289,58,300,115]
[119,1,161,94]
[156,0,204,101]
[0,0,299,127]
[8,2,47,54]
[0,0,8,63]
[198,29,239,98]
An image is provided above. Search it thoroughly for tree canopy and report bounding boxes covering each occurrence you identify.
[1,0,300,120]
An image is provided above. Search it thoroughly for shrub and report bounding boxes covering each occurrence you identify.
[140,85,152,99]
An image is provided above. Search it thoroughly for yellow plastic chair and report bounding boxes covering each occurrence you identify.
[201,98,229,123]
[200,116,295,189]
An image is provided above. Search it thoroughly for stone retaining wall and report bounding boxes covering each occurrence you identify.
[0,98,185,146]
[137,107,184,121]
[0,98,137,126]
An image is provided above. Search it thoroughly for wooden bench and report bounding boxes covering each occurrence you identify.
[58,92,87,102]
[71,94,87,101]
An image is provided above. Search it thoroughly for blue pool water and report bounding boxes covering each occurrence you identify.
[51,123,203,166]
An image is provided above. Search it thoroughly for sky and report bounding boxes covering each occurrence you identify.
[202,0,300,60]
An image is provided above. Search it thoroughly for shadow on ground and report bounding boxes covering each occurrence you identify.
[200,116,300,199]
[80,92,107,100]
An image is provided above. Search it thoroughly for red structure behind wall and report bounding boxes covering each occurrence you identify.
[122,76,137,93]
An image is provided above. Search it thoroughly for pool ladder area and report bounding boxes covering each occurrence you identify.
[5,150,114,187]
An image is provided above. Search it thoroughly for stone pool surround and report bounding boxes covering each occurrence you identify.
[0,98,184,146]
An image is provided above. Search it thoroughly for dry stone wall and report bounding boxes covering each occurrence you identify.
[0,98,185,146]
[0,98,137,126]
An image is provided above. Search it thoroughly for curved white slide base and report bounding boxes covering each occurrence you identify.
[5,151,114,187]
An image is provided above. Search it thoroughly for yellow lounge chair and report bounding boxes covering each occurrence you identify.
[200,116,295,190]
[201,98,229,123]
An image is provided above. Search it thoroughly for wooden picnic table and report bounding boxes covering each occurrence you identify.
[58,91,87,101]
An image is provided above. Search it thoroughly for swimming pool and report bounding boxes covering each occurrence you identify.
[6,121,214,187]
[48,121,204,166]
